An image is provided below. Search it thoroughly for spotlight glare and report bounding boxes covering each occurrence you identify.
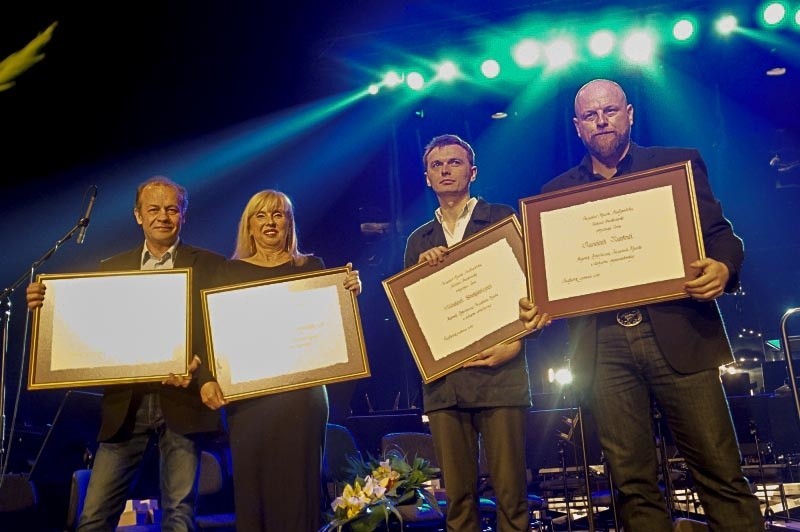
[763,3,787,25]
[406,71,425,90]
[481,59,501,79]
[622,31,655,63]
[716,15,738,35]
[512,38,541,68]
[437,61,459,81]
[367,83,380,95]
[544,38,574,69]
[672,19,695,41]
[795,7,800,26]
[383,71,402,88]
[554,368,573,385]
[588,30,615,57]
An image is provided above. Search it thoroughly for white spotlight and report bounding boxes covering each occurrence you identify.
[622,31,655,63]
[588,30,615,57]
[512,39,541,68]
[716,15,738,35]
[545,38,574,69]
[437,61,459,81]
[554,368,573,385]
[481,59,501,79]
[383,71,403,88]
[406,71,425,90]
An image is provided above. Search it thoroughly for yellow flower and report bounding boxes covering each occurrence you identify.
[331,481,371,519]
[362,476,387,500]
[324,453,440,531]
[371,460,401,489]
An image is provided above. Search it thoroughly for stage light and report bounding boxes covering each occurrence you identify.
[588,30,615,57]
[622,31,655,63]
[436,61,459,81]
[480,59,501,79]
[383,71,403,88]
[544,38,574,69]
[367,84,380,95]
[715,14,738,35]
[512,38,541,68]
[406,71,425,90]
[794,6,800,26]
[672,18,695,41]
[554,368,573,385]
[548,367,573,385]
[762,2,787,25]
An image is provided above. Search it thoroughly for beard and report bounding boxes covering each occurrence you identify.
[586,128,630,164]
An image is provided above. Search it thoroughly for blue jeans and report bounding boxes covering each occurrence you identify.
[77,393,200,532]
[589,317,763,532]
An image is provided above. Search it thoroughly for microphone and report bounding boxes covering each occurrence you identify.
[76,185,98,245]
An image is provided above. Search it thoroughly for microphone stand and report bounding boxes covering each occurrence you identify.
[0,216,88,482]
[574,407,596,532]
[750,421,773,523]
[652,399,675,518]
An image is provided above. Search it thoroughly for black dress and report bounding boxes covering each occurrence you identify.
[217,257,329,532]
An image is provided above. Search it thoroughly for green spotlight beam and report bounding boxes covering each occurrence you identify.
[169,90,368,180]
[735,27,800,58]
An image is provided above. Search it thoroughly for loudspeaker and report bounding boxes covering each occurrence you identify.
[767,394,800,456]
[762,360,800,393]
[726,393,800,457]
[0,474,36,512]
[722,372,752,397]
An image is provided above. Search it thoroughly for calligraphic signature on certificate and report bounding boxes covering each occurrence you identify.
[540,186,684,301]
[207,284,347,384]
[404,239,526,361]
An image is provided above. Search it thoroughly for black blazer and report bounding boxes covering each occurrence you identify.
[95,241,225,441]
[403,199,531,412]
[542,144,744,394]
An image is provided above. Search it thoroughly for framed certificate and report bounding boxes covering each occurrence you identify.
[383,216,529,384]
[201,266,370,401]
[29,269,191,390]
[519,160,704,319]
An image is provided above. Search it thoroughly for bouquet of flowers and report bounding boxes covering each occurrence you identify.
[321,452,441,532]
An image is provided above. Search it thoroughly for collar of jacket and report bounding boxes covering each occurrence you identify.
[420,197,490,238]
[576,142,643,181]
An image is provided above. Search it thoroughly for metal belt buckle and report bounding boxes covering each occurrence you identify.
[616,308,643,327]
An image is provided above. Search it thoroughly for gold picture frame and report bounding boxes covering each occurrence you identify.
[383,216,528,383]
[201,266,370,401]
[29,269,191,390]
[519,161,704,319]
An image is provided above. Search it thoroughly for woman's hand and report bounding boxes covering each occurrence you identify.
[344,262,362,296]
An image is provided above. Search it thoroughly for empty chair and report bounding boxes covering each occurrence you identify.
[322,423,362,507]
[379,432,446,530]
[65,450,234,532]
[381,432,439,466]
[195,449,236,532]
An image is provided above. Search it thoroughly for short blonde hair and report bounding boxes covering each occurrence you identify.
[232,189,308,264]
